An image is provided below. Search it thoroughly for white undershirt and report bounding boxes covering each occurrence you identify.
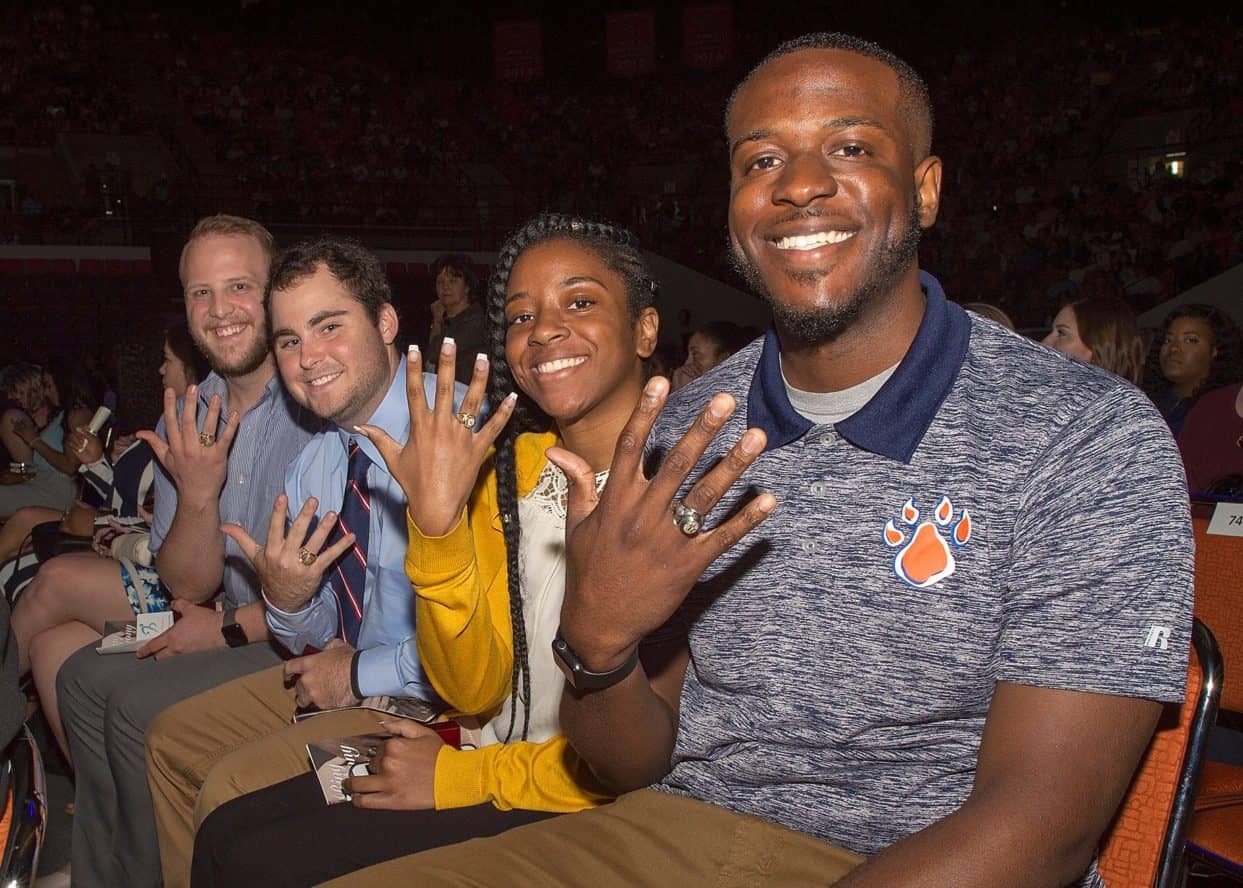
[781,360,899,425]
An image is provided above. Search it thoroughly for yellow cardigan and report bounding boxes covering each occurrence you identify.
[407,430,611,812]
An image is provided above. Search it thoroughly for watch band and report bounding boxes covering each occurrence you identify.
[220,606,248,648]
[552,630,639,692]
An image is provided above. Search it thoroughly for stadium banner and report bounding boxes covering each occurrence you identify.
[683,3,732,69]
[606,9,656,77]
[493,19,543,82]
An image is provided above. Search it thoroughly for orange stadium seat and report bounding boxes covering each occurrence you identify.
[1097,618,1220,888]
[1184,516,1243,880]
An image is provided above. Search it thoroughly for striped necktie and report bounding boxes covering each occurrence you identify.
[328,440,371,646]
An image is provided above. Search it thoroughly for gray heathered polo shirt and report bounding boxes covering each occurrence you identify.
[648,275,1192,887]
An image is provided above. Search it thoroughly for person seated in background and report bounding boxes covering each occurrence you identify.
[669,321,750,391]
[1148,303,1241,437]
[426,252,488,385]
[1042,296,1145,385]
[1178,380,1243,499]
[0,363,93,517]
[0,319,209,597]
[9,319,208,741]
[184,213,657,888]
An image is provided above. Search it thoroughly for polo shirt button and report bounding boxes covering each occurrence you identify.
[800,539,817,554]
[810,481,828,495]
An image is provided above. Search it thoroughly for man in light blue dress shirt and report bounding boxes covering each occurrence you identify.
[145,236,475,888]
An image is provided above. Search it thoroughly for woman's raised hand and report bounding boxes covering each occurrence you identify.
[356,340,516,538]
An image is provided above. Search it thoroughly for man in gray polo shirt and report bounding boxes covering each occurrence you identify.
[341,33,1193,888]
[55,215,319,887]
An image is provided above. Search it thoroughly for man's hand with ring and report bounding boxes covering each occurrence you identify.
[221,493,357,613]
[355,340,514,539]
[137,385,240,509]
[547,377,776,673]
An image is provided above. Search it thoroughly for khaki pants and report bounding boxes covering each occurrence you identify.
[321,788,864,887]
[145,663,386,888]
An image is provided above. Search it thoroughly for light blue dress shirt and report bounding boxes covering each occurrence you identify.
[265,361,474,699]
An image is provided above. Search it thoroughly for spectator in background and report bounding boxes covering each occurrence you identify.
[670,321,750,391]
[1042,297,1145,385]
[1149,304,1242,437]
[0,363,94,517]
[8,319,209,758]
[426,253,487,385]
[1178,380,1243,498]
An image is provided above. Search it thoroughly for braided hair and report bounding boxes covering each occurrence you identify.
[485,212,659,741]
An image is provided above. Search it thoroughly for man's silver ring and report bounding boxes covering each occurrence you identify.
[456,412,477,430]
[672,501,703,537]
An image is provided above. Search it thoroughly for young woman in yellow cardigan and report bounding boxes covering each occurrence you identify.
[190,214,661,885]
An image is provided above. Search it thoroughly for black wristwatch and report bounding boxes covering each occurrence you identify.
[552,630,639,691]
[221,607,248,648]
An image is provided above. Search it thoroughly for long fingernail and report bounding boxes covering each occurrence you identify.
[407,344,419,362]
[505,391,518,404]
[442,337,456,354]
[476,353,488,367]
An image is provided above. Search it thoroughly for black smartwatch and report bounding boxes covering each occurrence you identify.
[221,607,248,648]
[552,630,639,691]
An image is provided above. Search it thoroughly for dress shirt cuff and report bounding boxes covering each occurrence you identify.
[404,509,474,586]
[350,650,364,701]
[354,641,438,701]
[263,590,336,654]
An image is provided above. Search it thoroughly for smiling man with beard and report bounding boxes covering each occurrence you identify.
[54,215,321,888]
[330,34,1194,888]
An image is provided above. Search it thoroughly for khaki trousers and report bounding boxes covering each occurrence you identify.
[145,663,386,888]
[321,788,864,887]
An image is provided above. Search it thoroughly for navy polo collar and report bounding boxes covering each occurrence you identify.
[745,271,971,463]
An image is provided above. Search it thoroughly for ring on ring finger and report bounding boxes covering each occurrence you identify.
[199,432,217,447]
[672,500,703,537]
[297,547,317,566]
[456,412,476,430]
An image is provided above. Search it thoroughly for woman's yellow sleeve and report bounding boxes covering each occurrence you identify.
[433,734,613,813]
[406,471,513,715]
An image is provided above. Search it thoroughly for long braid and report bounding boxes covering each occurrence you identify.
[485,212,660,742]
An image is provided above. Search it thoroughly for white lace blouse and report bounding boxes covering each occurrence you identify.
[478,460,609,746]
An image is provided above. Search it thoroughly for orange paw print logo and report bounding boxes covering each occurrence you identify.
[883,496,972,588]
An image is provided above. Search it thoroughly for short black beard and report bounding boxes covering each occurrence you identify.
[194,324,271,379]
[729,200,923,344]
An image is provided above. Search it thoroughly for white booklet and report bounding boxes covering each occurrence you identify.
[96,611,175,654]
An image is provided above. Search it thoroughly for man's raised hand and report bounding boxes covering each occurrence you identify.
[136,385,240,506]
[221,493,356,614]
[356,341,515,538]
[548,376,775,672]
